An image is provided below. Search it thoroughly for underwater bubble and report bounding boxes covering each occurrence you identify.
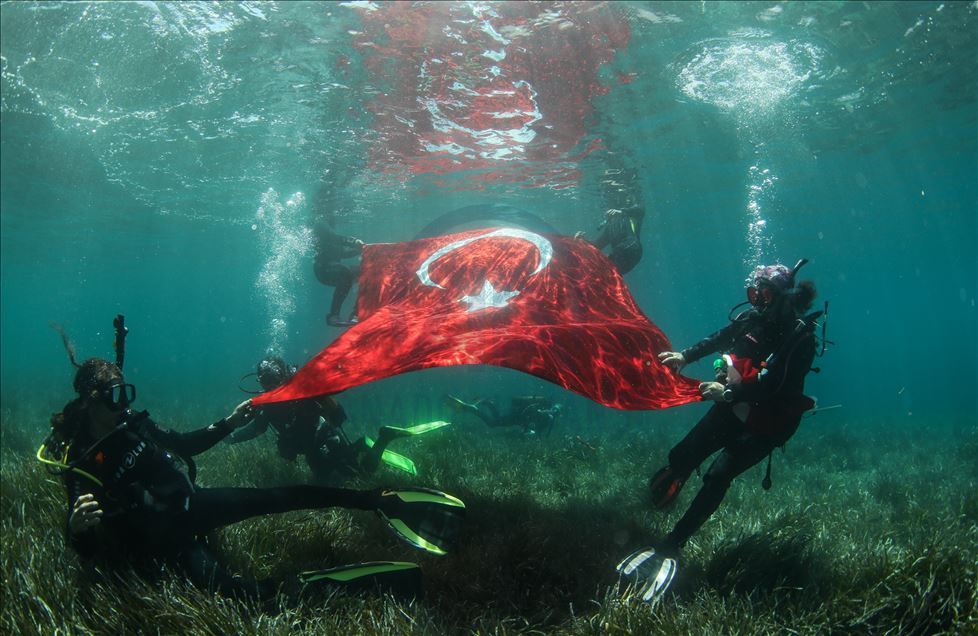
[254,189,313,354]
[693,55,800,265]
[743,163,778,267]
[677,35,823,125]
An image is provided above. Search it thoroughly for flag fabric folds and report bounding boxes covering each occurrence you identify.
[252,228,701,410]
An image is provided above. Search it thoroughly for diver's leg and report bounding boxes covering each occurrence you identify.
[182,486,380,535]
[477,400,503,427]
[178,541,277,599]
[447,396,500,427]
[611,242,642,275]
[373,425,411,450]
[662,433,775,551]
[356,420,413,474]
[347,434,385,474]
[316,262,355,324]
[345,264,360,321]
[304,447,336,485]
[445,395,479,416]
[314,261,342,289]
[329,266,355,318]
[649,405,733,509]
[666,405,733,475]
[510,396,543,410]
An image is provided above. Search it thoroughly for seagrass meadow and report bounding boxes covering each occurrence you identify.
[2,404,975,635]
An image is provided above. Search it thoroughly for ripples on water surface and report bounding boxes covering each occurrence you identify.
[0,1,975,418]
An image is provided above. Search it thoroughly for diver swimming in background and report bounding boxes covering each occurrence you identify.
[231,356,449,483]
[446,395,562,437]
[40,323,465,601]
[575,206,645,274]
[618,260,823,604]
[312,211,364,327]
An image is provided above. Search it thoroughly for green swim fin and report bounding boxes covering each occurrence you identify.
[382,420,451,436]
[299,561,422,599]
[364,436,418,475]
[444,395,480,414]
[376,488,466,556]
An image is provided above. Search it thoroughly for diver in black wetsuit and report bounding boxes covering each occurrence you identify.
[230,356,409,483]
[575,206,645,275]
[44,356,460,600]
[446,395,562,437]
[312,215,364,327]
[616,260,821,603]
[653,261,820,553]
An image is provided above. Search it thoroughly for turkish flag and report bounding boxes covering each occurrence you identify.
[252,228,701,410]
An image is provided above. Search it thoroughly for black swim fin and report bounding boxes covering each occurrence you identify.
[298,561,422,599]
[616,546,678,604]
[376,488,466,556]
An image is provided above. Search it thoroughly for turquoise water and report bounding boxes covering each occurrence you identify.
[1,1,975,434]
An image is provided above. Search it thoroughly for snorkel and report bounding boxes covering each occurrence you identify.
[790,258,808,278]
[113,314,127,371]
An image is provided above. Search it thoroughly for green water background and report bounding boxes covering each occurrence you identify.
[1,1,975,438]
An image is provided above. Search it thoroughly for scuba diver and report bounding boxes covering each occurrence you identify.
[574,206,645,275]
[312,212,364,327]
[617,260,824,604]
[446,395,562,437]
[40,318,465,601]
[231,356,450,482]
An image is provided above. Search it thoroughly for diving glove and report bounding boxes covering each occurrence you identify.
[657,351,686,371]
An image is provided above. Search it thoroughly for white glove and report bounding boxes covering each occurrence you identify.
[657,351,686,371]
[699,382,725,401]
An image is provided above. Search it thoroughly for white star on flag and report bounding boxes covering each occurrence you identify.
[460,280,519,312]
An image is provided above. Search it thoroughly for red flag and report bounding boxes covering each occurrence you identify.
[252,229,701,410]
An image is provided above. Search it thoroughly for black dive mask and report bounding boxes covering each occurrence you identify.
[101,382,135,409]
[747,284,777,307]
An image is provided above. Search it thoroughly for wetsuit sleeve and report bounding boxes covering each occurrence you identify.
[339,236,361,258]
[727,333,816,404]
[142,418,235,458]
[591,221,611,249]
[315,221,361,259]
[227,412,270,444]
[681,322,741,365]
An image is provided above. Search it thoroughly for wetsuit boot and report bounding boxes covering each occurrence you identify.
[649,465,689,510]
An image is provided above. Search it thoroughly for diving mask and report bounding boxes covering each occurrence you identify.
[101,382,135,409]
